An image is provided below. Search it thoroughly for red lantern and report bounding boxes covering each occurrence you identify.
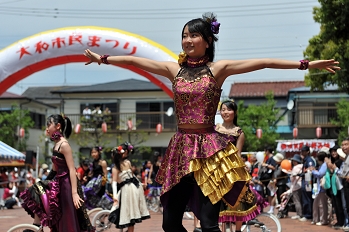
[74,124,81,134]
[102,122,107,133]
[256,128,262,139]
[316,126,322,138]
[156,123,162,134]
[293,127,298,139]
[127,119,133,130]
[19,127,25,138]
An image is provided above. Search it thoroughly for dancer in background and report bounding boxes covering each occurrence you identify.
[84,11,339,231]
[83,146,108,209]
[216,100,266,232]
[20,114,94,232]
[109,143,150,232]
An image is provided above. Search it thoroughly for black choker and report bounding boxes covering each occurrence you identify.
[187,55,209,68]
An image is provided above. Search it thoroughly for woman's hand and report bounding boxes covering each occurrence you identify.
[113,198,119,206]
[84,49,101,65]
[72,192,84,209]
[309,59,340,73]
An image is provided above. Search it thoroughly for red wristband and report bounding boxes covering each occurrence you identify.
[100,55,110,65]
[298,60,309,70]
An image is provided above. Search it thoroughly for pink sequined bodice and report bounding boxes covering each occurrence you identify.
[173,65,222,125]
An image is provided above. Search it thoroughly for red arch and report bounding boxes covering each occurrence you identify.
[0,55,173,98]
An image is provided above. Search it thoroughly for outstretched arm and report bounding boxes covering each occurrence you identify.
[213,58,340,85]
[84,49,179,81]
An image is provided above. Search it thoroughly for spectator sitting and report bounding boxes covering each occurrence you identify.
[3,182,20,209]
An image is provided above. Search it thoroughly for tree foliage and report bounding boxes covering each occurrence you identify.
[0,104,34,151]
[237,92,281,152]
[330,98,349,143]
[304,0,349,93]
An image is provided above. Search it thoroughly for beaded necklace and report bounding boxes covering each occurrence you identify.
[187,55,209,68]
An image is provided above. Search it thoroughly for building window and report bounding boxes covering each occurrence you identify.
[30,112,46,129]
[136,102,175,130]
[80,102,118,130]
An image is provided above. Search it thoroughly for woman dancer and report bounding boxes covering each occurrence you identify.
[20,114,94,232]
[109,143,150,231]
[83,146,108,209]
[84,12,339,232]
[216,100,266,232]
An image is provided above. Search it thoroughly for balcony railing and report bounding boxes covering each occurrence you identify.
[65,112,177,132]
[297,106,337,128]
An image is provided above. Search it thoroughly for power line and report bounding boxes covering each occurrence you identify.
[0,8,313,19]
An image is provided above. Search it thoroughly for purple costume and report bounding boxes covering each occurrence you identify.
[155,64,251,218]
[20,143,94,232]
[216,126,267,222]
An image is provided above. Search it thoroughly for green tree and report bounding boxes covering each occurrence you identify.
[304,0,349,93]
[0,104,34,151]
[330,98,349,143]
[237,92,281,151]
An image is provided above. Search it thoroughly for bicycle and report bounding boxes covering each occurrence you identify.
[241,212,282,232]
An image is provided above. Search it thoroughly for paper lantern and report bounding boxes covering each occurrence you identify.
[74,124,81,134]
[256,128,262,139]
[156,123,162,134]
[19,127,25,138]
[316,126,322,138]
[293,127,298,139]
[102,122,107,133]
[127,119,133,130]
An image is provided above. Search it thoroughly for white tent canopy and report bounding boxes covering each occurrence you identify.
[0,141,26,160]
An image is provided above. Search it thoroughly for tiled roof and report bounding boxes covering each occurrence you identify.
[22,86,76,99]
[51,79,161,93]
[229,81,305,98]
[0,92,23,98]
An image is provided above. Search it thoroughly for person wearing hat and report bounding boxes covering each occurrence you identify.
[38,163,49,180]
[285,154,304,220]
[298,145,315,222]
[328,145,341,168]
[270,153,288,215]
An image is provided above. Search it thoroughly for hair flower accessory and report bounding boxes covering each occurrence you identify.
[202,12,220,35]
[211,19,220,34]
[117,146,125,153]
[178,51,188,65]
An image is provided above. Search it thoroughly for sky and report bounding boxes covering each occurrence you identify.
[0,0,321,98]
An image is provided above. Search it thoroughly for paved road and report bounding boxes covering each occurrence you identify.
[1,206,341,232]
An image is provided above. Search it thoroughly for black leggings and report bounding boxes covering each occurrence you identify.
[162,174,221,232]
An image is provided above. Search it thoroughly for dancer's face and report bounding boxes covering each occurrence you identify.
[182,26,207,58]
[46,118,60,137]
[220,104,235,124]
[91,149,100,160]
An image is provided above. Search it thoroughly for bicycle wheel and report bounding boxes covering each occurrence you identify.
[88,207,103,222]
[245,212,281,232]
[92,209,112,232]
[7,224,39,232]
[87,207,103,216]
